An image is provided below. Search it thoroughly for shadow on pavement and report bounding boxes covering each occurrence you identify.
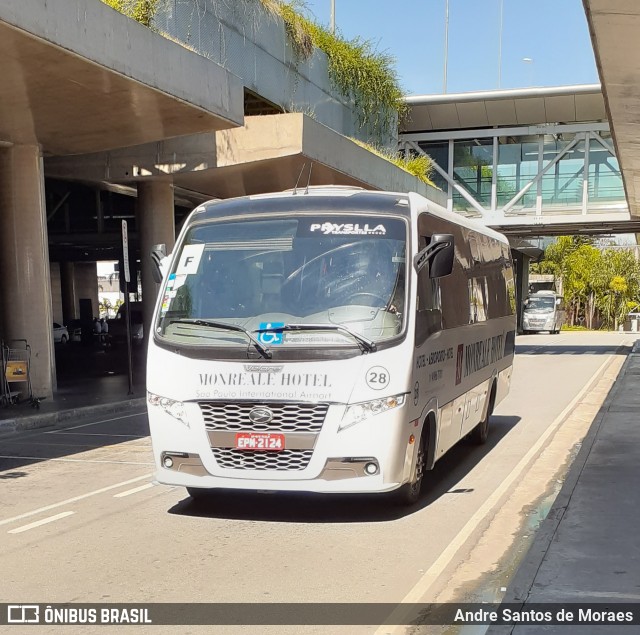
[0,409,150,473]
[0,340,146,419]
[515,343,631,356]
[0,338,149,472]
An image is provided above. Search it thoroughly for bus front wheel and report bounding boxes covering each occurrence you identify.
[187,487,213,502]
[392,433,427,506]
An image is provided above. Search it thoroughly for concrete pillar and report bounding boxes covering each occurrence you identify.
[60,261,77,323]
[513,251,531,333]
[50,262,64,325]
[137,180,175,341]
[75,262,100,319]
[0,145,55,397]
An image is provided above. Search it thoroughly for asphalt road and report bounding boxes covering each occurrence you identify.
[0,331,633,635]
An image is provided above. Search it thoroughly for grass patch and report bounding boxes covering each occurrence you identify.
[100,0,159,27]
[350,140,435,186]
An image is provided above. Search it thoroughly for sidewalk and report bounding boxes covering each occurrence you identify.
[490,340,640,633]
[0,342,146,433]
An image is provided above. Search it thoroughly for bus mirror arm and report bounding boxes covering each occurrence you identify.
[151,244,168,284]
[413,234,454,278]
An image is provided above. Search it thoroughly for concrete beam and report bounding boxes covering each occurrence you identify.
[176,114,448,204]
[45,134,218,182]
[45,114,447,204]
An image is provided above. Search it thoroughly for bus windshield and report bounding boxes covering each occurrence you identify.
[525,296,556,313]
[156,215,407,350]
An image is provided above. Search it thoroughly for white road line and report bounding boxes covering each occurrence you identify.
[8,511,75,534]
[42,412,147,433]
[45,432,147,438]
[0,473,152,527]
[0,455,153,466]
[375,353,614,635]
[113,483,155,498]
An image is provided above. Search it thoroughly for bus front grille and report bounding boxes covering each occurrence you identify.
[212,448,313,471]
[200,402,328,433]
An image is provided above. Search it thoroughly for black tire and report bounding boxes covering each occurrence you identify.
[60,335,68,345]
[391,432,427,506]
[470,387,496,445]
[186,487,213,502]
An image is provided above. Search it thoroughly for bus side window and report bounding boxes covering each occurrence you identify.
[415,236,442,347]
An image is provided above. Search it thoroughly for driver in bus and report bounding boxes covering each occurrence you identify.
[365,248,405,316]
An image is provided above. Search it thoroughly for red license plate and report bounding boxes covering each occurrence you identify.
[235,432,285,451]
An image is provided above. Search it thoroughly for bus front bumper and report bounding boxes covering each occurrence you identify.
[149,407,417,495]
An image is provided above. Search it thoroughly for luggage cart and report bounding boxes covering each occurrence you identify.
[2,339,40,408]
[0,343,20,406]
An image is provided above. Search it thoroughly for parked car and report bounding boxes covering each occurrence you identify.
[53,322,69,344]
[107,302,144,347]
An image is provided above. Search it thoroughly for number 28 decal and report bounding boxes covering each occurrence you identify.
[366,366,390,390]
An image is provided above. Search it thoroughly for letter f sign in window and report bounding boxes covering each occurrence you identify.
[176,244,205,274]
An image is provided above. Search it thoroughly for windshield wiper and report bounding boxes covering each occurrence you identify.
[256,323,377,353]
[169,319,272,359]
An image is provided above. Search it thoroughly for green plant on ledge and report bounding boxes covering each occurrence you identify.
[101,0,159,28]
[102,0,407,141]
[259,1,406,140]
[351,140,435,187]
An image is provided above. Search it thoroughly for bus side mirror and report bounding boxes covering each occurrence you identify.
[428,234,454,278]
[151,244,168,284]
[414,233,454,277]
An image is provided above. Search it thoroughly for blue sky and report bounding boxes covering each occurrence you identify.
[300,0,599,95]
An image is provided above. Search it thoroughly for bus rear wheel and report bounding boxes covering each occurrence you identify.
[470,387,496,445]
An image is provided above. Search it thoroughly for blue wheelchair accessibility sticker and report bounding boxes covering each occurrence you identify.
[257,322,285,345]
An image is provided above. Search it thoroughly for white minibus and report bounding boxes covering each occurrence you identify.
[522,290,566,334]
[147,187,516,505]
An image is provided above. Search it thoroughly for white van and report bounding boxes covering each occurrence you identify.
[522,291,566,334]
[147,187,516,505]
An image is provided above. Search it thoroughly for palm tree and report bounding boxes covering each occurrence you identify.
[99,298,113,318]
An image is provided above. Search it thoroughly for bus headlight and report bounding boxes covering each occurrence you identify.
[340,394,406,431]
[147,391,189,427]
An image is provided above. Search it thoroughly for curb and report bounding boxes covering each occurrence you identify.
[487,343,634,634]
[0,397,147,434]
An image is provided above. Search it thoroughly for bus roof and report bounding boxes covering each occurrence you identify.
[192,188,411,221]
[189,187,509,245]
